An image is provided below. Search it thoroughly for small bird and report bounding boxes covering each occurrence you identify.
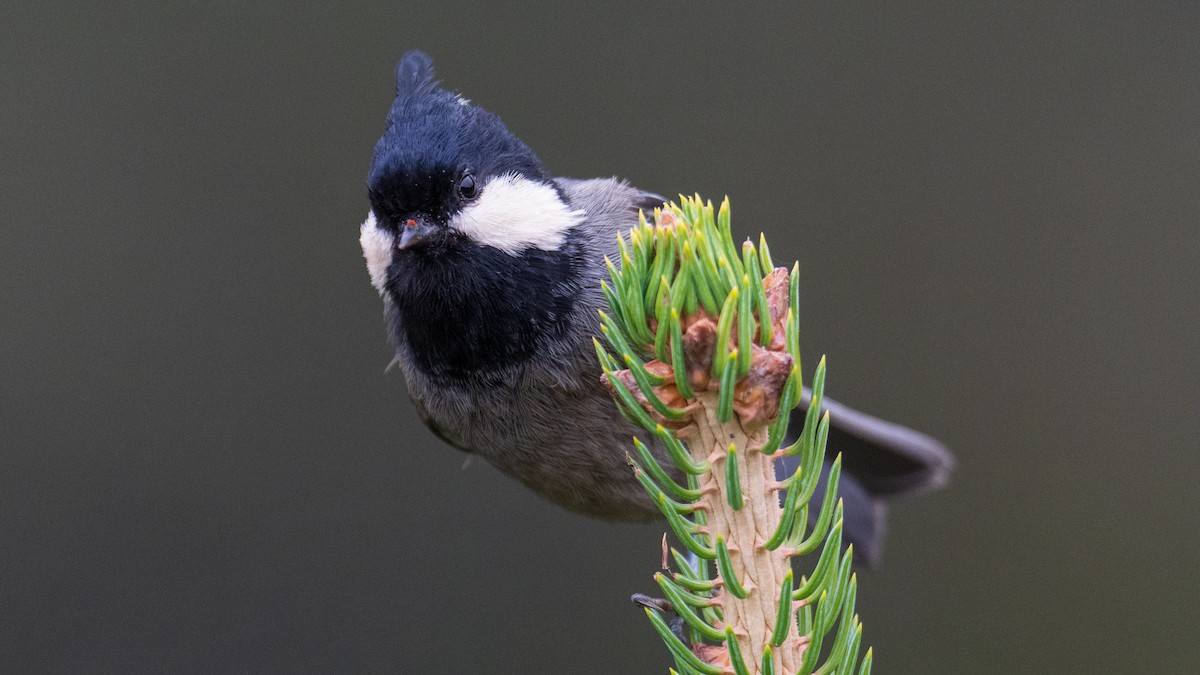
[361,51,953,564]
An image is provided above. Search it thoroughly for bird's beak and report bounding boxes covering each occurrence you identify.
[397,216,439,250]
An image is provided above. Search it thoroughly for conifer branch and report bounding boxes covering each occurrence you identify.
[599,196,870,674]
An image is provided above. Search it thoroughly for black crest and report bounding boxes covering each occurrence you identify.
[395,50,436,98]
[371,51,553,202]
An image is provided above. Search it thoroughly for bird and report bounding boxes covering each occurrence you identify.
[360,51,953,565]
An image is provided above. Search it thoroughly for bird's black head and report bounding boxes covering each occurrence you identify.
[360,52,588,383]
[365,51,571,257]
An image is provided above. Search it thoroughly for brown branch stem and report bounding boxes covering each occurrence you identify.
[683,392,806,674]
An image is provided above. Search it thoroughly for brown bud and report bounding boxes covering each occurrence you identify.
[682,315,718,391]
[601,366,693,429]
[692,643,731,669]
[763,267,790,350]
[733,345,793,430]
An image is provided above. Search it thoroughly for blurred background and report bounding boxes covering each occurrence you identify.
[2,1,1197,672]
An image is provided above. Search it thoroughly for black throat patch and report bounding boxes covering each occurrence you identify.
[385,234,583,385]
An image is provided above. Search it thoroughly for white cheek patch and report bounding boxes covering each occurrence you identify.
[450,174,585,255]
[359,210,394,294]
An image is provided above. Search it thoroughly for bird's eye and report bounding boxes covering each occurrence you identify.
[458,173,477,199]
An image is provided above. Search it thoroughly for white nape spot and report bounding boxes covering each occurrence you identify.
[450,173,585,255]
[359,210,393,294]
[455,95,471,106]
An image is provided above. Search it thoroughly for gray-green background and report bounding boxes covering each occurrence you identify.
[3,2,1197,672]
